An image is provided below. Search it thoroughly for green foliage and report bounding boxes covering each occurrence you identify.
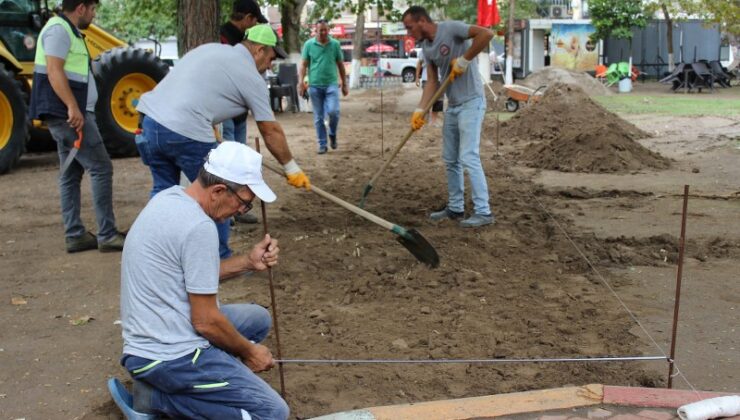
[589,0,647,41]
[96,0,177,44]
[694,0,740,36]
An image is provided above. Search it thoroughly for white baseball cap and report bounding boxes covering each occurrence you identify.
[203,142,276,203]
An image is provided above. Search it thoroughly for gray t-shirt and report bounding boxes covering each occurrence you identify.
[137,43,275,143]
[421,21,483,106]
[121,186,220,361]
[42,24,97,112]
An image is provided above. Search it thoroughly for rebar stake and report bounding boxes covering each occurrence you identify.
[667,185,689,388]
[255,137,286,398]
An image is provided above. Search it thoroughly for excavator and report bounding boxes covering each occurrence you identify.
[0,0,169,173]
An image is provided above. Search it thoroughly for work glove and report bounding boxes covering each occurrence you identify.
[410,108,426,131]
[284,159,311,190]
[450,56,470,81]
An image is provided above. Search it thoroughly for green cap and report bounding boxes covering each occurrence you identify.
[245,24,288,59]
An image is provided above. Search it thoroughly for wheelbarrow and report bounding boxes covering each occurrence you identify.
[503,84,546,112]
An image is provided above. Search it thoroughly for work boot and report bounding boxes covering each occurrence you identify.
[318,145,328,155]
[66,231,98,253]
[460,213,495,228]
[329,135,337,150]
[99,232,126,253]
[234,213,258,224]
[429,207,464,221]
[132,379,156,414]
[107,378,156,419]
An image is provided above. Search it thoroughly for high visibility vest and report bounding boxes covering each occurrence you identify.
[29,15,91,120]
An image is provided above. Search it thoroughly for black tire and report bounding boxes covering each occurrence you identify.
[93,47,169,157]
[402,67,416,83]
[0,63,29,174]
[505,98,519,112]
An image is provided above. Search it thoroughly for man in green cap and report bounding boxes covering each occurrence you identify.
[136,24,309,260]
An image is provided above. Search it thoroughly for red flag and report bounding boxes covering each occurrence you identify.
[477,0,500,27]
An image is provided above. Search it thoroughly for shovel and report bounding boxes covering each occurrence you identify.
[359,74,453,208]
[60,130,83,175]
[262,161,439,268]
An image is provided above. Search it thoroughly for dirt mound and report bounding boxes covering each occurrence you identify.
[502,83,647,143]
[501,83,669,173]
[521,67,611,96]
[521,124,670,173]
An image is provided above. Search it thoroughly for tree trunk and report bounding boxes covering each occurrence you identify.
[177,0,220,57]
[350,0,366,89]
[661,3,674,72]
[505,0,515,85]
[280,0,307,56]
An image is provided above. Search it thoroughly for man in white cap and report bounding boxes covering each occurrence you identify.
[114,141,288,419]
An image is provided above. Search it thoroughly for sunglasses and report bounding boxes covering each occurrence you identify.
[224,184,253,213]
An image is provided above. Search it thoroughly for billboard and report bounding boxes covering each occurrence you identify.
[550,23,598,71]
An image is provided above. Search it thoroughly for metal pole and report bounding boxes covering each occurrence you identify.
[667,185,689,389]
[255,137,286,398]
[377,17,384,157]
[495,113,500,155]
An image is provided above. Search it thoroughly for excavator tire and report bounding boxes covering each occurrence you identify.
[93,47,168,157]
[0,63,29,174]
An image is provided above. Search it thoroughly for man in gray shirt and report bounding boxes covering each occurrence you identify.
[112,141,288,419]
[136,24,310,259]
[403,6,495,228]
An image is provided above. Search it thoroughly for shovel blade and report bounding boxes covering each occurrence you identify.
[60,148,79,175]
[396,228,439,268]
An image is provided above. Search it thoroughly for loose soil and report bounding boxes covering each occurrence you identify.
[0,82,737,419]
[502,83,670,173]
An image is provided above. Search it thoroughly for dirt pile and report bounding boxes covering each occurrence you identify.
[501,83,669,173]
[521,67,611,96]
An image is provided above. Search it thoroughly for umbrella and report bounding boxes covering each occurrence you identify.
[365,43,395,53]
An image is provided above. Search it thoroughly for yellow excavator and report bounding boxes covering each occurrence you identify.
[0,0,169,173]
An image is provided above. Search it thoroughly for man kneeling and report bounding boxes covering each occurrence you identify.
[119,142,288,419]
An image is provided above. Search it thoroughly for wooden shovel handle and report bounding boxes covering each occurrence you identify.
[262,160,396,231]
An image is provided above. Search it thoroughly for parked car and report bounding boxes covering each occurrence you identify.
[378,49,421,83]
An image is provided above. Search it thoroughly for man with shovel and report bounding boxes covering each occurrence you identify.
[136,24,310,259]
[113,141,288,419]
[403,6,495,228]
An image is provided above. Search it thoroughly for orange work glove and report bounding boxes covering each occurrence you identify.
[450,56,470,81]
[410,108,426,131]
[283,160,311,190]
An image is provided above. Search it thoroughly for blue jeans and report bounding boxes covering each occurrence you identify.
[222,117,247,145]
[122,304,288,420]
[308,85,340,147]
[441,96,490,215]
[137,116,232,258]
[47,113,118,241]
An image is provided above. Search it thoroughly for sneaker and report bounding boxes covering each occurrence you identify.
[234,213,258,224]
[429,207,464,221]
[66,231,98,253]
[99,232,126,253]
[460,213,495,228]
[329,135,337,150]
[318,146,328,155]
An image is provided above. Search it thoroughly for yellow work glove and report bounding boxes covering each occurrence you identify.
[284,159,311,190]
[450,56,470,81]
[410,108,426,131]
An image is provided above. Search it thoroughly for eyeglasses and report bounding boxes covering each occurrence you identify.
[224,184,253,213]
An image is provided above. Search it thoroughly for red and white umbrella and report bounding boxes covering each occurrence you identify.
[365,43,395,53]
